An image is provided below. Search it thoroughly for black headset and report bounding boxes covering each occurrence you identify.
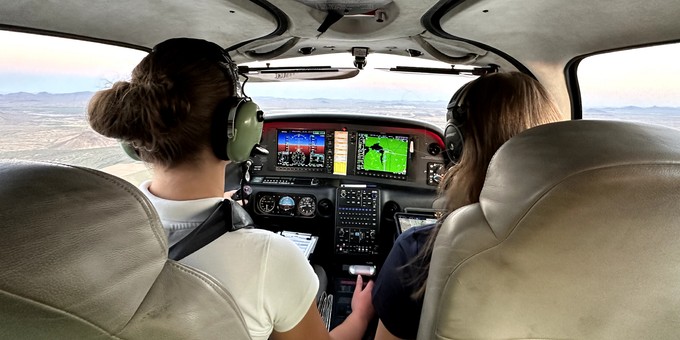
[444,81,474,163]
[122,38,264,163]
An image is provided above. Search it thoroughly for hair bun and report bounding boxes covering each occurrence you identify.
[88,79,190,149]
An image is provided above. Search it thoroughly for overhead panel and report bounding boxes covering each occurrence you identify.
[0,0,278,49]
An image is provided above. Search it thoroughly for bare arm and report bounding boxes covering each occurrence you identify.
[328,275,374,340]
[270,275,374,340]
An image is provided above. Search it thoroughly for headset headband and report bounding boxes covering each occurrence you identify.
[447,81,473,123]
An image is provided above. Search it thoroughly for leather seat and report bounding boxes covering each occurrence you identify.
[0,160,252,339]
[418,120,680,339]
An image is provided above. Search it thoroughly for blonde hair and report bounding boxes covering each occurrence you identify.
[410,71,562,299]
[439,71,562,210]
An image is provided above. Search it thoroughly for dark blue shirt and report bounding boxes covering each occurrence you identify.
[372,224,435,339]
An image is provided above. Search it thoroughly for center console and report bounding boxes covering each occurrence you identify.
[334,187,380,255]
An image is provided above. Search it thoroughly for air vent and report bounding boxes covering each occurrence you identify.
[317,198,334,217]
[427,143,442,155]
[382,201,400,222]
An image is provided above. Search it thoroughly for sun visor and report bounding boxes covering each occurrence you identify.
[238,66,360,82]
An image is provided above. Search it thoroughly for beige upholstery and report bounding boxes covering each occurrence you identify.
[0,160,252,340]
[418,120,680,339]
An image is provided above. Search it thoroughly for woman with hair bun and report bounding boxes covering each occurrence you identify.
[88,37,373,340]
[371,71,563,340]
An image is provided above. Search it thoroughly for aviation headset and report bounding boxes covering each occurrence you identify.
[121,38,264,163]
[443,81,474,162]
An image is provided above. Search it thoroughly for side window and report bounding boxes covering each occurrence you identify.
[578,43,680,128]
[0,30,149,184]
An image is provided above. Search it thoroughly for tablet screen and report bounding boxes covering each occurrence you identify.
[395,213,438,234]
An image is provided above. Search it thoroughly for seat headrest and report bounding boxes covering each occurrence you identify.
[480,120,680,239]
[418,120,680,339]
[0,160,167,331]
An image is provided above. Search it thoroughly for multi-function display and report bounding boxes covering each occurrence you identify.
[355,132,409,176]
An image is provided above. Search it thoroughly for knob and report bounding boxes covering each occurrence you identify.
[433,173,443,184]
[432,164,444,184]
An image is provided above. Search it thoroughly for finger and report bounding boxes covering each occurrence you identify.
[355,275,363,293]
[224,190,237,198]
[364,280,374,291]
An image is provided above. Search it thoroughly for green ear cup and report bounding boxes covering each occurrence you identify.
[226,100,263,162]
[120,141,141,161]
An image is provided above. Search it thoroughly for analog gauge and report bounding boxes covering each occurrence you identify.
[297,196,316,217]
[291,150,306,165]
[257,195,275,214]
[278,196,296,212]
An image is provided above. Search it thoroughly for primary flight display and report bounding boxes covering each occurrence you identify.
[276,130,326,168]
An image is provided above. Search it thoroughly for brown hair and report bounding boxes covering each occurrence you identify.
[88,39,233,168]
[409,71,562,298]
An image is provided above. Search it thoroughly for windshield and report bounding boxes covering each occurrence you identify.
[243,54,474,126]
[0,31,150,182]
[0,30,472,183]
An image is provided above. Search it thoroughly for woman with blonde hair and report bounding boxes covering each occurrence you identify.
[88,37,373,340]
[372,71,562,340]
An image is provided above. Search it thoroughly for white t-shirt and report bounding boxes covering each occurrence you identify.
[139,181,319,340]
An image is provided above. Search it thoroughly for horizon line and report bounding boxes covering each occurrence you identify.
[1,91,680,109]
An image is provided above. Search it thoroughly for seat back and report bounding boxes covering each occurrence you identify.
[418,120,680,339]
[0,160,252,339]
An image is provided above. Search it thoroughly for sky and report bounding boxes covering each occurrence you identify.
[1,30,679,107]
[578,43,680,107]
[0,31,146,93]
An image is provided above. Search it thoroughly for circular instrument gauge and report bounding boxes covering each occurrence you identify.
[278,196,296,212]
[291,150,306,165]
[297,196,316,217]
[257,195,276,213]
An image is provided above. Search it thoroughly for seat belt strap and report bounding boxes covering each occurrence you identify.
[168,200,254,261]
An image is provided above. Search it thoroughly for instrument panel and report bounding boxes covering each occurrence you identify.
[255,192,317,217]
[250,119,448,188]
[245,115,448,259]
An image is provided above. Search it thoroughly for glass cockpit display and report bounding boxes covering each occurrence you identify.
[356,132,409,176]
[277,130,325,168]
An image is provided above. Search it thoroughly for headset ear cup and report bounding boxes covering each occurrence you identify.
[444,122,463,162]
[120,141,141,161]
[211,99,233,161]
[444,81,473,163]
[226,100,264,162]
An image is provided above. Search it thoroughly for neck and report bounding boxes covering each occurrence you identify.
[148,150,228,200]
